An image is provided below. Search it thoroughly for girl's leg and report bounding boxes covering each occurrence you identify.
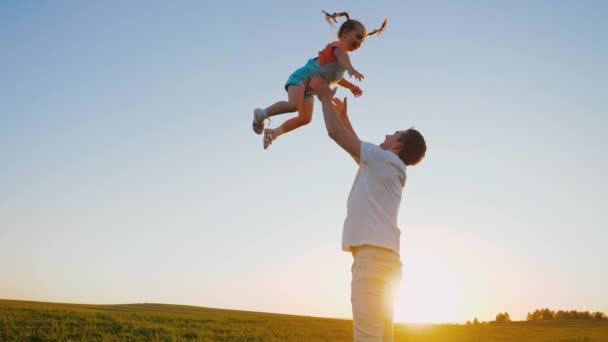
[265,85,305,117]
[253,85,304,135]
[263,99,313,149]
[276,98,313,134]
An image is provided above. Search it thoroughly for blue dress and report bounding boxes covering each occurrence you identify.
[285,42,347,103]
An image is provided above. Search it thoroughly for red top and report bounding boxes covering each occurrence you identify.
[318,41,348,65]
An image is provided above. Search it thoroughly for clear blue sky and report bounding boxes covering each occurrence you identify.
[1,0,606,323]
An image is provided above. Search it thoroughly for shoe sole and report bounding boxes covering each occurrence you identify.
[253,110,264,135]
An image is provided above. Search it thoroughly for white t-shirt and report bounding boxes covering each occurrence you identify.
[342,141,407,255]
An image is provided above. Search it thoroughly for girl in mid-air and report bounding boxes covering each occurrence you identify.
[252,11,387,149]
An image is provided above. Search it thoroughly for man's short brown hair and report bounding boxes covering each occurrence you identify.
[397,128,426,166]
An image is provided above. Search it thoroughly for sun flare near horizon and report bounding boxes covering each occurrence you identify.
[394,252,470,324]
[391,230,491,324]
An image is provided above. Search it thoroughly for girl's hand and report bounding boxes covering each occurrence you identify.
[349,85,363,97]
[348,68,365,81]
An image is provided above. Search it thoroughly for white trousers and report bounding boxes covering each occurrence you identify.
[351,247,402,342]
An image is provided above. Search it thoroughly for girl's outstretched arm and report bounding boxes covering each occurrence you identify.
[337,78,363,97]
[334,49,364,81]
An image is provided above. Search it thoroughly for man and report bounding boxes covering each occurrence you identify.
[310,76,427,342]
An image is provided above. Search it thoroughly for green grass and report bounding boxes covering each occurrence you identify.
[1,299,607,341]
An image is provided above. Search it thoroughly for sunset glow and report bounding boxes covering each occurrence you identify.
[1,0,606,328]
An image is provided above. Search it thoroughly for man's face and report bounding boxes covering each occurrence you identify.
[380,130,406,151]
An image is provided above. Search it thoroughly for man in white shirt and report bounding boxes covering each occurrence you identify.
[310,76,427,342]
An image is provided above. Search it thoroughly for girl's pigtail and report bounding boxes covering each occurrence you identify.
[367,18,389,36]
[322,11,350,25]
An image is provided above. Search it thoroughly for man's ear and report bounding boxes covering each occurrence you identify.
[393,142,404,154]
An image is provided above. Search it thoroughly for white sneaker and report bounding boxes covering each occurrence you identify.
[252,108,269,135]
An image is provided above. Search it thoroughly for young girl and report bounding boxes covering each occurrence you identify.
[252,11,387,149]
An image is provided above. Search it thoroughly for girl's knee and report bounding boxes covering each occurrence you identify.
[286,102,300,113]
[298,115,312,125]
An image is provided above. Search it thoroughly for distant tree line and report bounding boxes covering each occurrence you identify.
[526,308,607,321]
[466,309,607,325]
[466,312,512,326]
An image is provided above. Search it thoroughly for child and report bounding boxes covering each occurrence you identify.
[252,11,388,149]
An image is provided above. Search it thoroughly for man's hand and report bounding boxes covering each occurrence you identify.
[332,97,348,117]
[349,85,363,98]
[309,76,337,101]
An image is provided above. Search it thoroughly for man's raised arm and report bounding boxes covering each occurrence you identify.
[332,97,360,164]
[310,76,362,161]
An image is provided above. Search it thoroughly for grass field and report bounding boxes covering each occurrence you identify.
[1,299,607,341]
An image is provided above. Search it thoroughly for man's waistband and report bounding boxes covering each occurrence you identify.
[351,244,399,257]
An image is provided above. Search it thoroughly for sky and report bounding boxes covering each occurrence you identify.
[1,0,607,324]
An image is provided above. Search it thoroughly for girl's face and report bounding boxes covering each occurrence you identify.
[341,26,367,51]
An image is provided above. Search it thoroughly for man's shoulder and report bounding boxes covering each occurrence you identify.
[361,141,394,159]
[361,141,381,152]
[361,141,390,165]
[361,141,406,173]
